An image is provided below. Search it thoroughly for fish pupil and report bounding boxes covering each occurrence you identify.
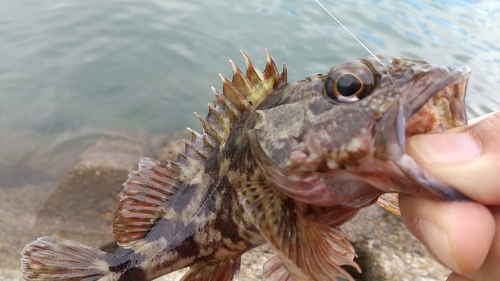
[337,74,361,97]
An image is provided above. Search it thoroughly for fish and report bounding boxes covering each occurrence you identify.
[20,50,471,281]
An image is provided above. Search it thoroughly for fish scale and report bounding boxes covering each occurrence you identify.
[21,51,470,281]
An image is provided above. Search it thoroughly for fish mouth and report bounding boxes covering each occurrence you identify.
[401,65,470,141]
[373,63,471,200]
[374,64,471,160]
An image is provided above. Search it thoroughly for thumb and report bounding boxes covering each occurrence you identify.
[406,111,500,205]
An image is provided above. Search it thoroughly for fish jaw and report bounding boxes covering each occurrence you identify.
[371,58,471,161]
[365,58,471,200]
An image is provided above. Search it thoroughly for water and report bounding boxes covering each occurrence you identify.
[1,0,499,185]
[0,0,499,274]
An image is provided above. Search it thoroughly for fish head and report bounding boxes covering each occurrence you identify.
[249,56,470,207]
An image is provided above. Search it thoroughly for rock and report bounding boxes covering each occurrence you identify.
[342,205,451,280]
[0,181,59,270]
[0,268,23,281]
[35,131,156,249]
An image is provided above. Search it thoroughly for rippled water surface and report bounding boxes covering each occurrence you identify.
[0,0,499,273]
[1,0,500,186]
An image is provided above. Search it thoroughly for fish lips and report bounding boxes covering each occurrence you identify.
[374,64,470,160]
[401,65,470,129]
[371,64,471,200]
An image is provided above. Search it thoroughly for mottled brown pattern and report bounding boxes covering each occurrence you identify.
[21,52,470,281]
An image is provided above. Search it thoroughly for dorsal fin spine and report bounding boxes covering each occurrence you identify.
[186,127,205,150]
[207,103,230,135]
[176,152,202,169]
[183,139,207,161]
[241,51,264,85]
[212,88,240,123]
[195,112,224,143]
[202,133,217,150]
[263,49,280,86]
[280,62,288,84]
[187,127,216,153]
[229,60,256,103]
[220,74,250,111]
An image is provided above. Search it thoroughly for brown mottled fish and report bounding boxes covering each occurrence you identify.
[21,50,470,281]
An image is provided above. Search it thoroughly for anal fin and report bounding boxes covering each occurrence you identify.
[180,256,241,281]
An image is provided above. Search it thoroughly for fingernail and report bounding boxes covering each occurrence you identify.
[409,133,481,165]
[418,219,458,270]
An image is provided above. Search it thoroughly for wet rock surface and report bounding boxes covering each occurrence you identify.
[35,131,154,249]
[343,206,450,281]
[1,130,449,280]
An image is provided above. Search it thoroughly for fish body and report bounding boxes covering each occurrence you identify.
[21,51,470,281]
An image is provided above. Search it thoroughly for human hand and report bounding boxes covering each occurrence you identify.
[399,111,500,281]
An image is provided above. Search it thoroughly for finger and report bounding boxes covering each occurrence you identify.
[399,194,495,274]
[464,206,500,281]
[407,111,500,204]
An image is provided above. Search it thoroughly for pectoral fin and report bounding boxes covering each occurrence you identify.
[263,254,307,281]
[239,181,359,281]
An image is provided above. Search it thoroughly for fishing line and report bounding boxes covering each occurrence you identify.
[314,0,381,63]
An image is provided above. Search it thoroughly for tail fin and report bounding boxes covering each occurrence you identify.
[21,236,114,281]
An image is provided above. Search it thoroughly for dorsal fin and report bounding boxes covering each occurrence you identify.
[113,157,181,248]
[112,51,287,247]
[188,49,287,165]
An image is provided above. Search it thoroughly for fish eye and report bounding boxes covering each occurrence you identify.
[324,61,377,103]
